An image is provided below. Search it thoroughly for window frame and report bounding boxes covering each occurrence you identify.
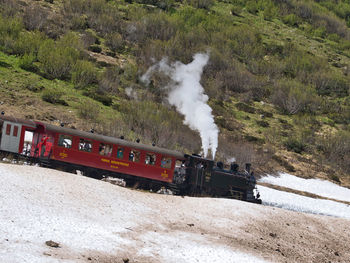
[116,146,124,159]
[99,143,113,156]
[6,124,11,135]
[13,126,18,137]
[57,134,73,149]
[160,156,172,169]
[78,138,93,152]
[129,149,140,162]
[145,153,156,165]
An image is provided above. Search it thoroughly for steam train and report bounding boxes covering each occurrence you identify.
[0,114,261,203]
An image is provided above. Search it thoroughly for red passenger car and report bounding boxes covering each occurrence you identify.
[0,115,185,187]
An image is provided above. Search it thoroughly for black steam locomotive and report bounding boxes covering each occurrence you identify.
[173,154,261,203]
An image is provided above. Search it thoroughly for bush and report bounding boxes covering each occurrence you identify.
[71,60,97,89]
[235,102,255,113]
[282,14,300,27]
[98,66,123,94]
[120,100,187,148]
[14,31,47,57]
[187,0,214,10]
[38,33,81,79]
[105,33,124,53]
[82,90,113,106]
[284,137,305,154]
[88,44,102,53]
[246,0,259,14]
[22,5,49,31]
[42,90,68,105]
[19,53,38,72]
[77,100,101,121]
[271,79,319,115]
[272,154,296,172]
[256,120,269,127]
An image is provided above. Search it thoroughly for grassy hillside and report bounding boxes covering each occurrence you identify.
[0,0,349,184]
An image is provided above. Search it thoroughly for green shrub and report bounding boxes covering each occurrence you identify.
[13,31,47,57]
[235,102,256,113]
[284,138,305,154]
[328,33,340,42]
[88,44,102,53]
[256,120,269,127]
[77,100,101,121]
[263,2,278,21]
[244,135,265,144]
[313,26,327,38]
[71,60,97,89]
[38,34,81,79]
[231,6,242,16]
[282,14,300,27]
[246,0,259,14]
[19,53,38,73]
[82,90,113,106]
[0,61,12,68]
[272,154,296,172]
[42,90,68,105]
[271,80,319,115]
[328,174,340,183]
[105,33,124,53]
[187,0,214,10]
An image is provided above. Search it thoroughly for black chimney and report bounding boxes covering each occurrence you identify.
[245,163,251,173]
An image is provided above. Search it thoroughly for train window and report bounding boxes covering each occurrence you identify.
[116,147,124,159]
[13,126,18,137]
[99,143,112,156]
[6,124,11,135]
[145,153,156,165]
[58,134,72,148]
[129,149,140,162]
[79,138,92,152]
[160,157,172,169]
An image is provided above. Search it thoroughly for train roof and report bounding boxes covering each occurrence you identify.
[38,121,185,159]
[0,115,36,128]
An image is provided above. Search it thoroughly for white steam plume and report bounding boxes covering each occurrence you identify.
[141,53,219,159]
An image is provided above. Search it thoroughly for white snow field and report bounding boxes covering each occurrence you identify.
[259,172,350,202]
[0,163,269,263]
[259,185,350,219]
[1,163,350,263]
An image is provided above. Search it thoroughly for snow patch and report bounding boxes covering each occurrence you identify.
[259,173,350,202]
[259,185,350,219]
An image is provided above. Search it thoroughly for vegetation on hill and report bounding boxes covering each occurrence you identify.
[0,0,349,182]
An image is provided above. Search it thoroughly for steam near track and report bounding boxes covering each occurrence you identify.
[141,53,218,158]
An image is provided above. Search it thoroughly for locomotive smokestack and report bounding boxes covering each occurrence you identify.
[245,163,251,173]
[230,162,239,172]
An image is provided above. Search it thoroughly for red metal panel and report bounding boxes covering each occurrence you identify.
[50,143,176,183]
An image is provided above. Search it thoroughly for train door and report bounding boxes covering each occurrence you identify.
[0,121,22,153]
[22,130,34,156]
[32,132,54,159]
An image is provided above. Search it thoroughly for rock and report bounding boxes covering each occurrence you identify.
[45,240,60,248]
[269,233,277,238]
